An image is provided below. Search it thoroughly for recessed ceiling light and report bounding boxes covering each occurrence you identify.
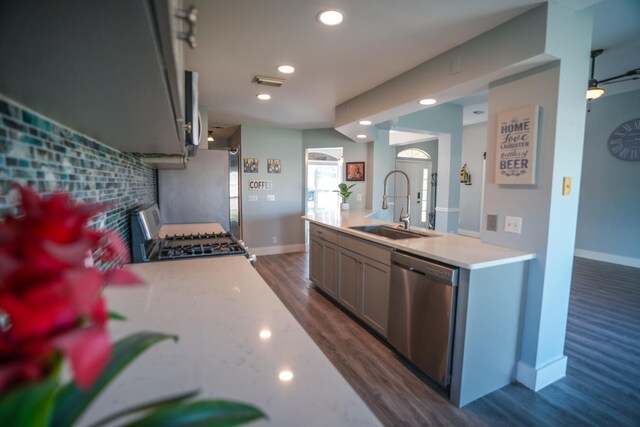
[419,98,437,106]
[317,9,344,26]
[358,120,372,126]
[356,134,367,139]
[277,65,295,74]
[256,93,271,101]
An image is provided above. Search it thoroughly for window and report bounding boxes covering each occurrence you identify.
[397,148,431,159]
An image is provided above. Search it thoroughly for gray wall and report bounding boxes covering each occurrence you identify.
[459,123,487,234]
[575,89,640,267]
[302,128,369,210]
[0,95,157,269]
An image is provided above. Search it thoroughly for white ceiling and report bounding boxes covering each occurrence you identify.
[186,0,640,140]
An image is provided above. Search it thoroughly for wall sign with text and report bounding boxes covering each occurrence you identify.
[495,105,540,185]
[248,180,273,190]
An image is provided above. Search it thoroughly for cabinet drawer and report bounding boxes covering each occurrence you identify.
[338,234,391,265]
[310,223,338,244]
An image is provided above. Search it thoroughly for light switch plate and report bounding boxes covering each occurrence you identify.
[505,215,522,234]
[563,177,571,196]
[357,193,362,201]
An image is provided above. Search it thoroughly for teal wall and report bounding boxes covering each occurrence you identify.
[459,123,486,235]
[482,2,593,388]
[240,125,304,251]
[575,89,640,267]
[391,103,463,232]
[239,125,374,252]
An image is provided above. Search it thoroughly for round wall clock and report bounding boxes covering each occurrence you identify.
[607,118,640,161]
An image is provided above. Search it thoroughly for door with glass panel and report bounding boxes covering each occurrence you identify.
[395,149,433,229]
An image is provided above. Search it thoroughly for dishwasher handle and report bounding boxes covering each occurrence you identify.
[391,251,458,286]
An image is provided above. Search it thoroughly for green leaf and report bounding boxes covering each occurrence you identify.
[0,371,59,427]
[108,310,127,321]
[52,331,177,427]
[126,400,266,427]
[87,389,199,427]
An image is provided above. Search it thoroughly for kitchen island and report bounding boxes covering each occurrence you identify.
[79,256,382,427]
[304,210,536,407]
[304,209,534,269]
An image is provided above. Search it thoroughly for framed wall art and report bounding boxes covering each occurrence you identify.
[243,158,258,173]
[495,105,540,185]
[346,162,365,181]
[267,158,281,173]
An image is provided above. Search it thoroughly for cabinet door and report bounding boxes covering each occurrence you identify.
[338,248,360,314]
[309,237,323,287]
[323,241,338,298]
[361,257,391,336]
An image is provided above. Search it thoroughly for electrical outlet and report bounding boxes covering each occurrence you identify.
[266,194,275,201]
[357,193,362,201]
[248,195,258,202]
[487,214,498,231]
[272,237,278,244]
[505,216,522,234]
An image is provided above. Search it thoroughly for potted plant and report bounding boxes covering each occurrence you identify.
[336,183,356,211]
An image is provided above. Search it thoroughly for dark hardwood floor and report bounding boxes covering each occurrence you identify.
[254,253,640,426]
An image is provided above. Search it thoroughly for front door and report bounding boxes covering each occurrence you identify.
[395,159,432,229]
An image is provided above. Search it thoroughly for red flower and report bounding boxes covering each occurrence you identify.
[0,185,142,394]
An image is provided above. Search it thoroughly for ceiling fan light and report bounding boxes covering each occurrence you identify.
[586,86,605,100]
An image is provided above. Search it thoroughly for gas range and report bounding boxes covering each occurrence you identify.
[157,232,245,260]
[130,205,254,264]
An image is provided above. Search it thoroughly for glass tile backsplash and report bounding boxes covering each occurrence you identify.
[0,95,157,268]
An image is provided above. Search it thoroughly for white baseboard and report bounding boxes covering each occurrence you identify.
[252,244,306,256]
[516,356,567,391]
[574,249,640,268]
[458,228,480,238]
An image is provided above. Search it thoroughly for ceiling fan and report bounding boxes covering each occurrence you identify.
[586,49,639,101]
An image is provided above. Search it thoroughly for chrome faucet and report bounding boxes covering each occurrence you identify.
[382,170,411,229]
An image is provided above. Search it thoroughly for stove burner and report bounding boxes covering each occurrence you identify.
[156,232,246,260]
[164,232,229,241]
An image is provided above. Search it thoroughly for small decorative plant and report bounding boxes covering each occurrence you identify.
[335,183,356,203]
[0,186,265,427]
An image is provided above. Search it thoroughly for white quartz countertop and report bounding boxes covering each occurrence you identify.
[304,210,535,270]
[79,256,381,427]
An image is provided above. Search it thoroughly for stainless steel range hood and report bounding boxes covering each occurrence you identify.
[139,154,188,170]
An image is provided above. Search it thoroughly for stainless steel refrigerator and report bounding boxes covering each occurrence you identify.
[158,148,241,239]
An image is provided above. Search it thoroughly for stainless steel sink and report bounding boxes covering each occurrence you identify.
[348,225,433,240]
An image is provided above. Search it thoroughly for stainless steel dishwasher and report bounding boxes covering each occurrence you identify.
[388,251,459,388]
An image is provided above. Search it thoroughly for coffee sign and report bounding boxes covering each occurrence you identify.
[495,105,540,185]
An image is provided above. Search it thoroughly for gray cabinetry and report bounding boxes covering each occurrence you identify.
[337,248,361,313]
[309,224,338,298]
[337,234,391,336]
[0,0,186,155]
